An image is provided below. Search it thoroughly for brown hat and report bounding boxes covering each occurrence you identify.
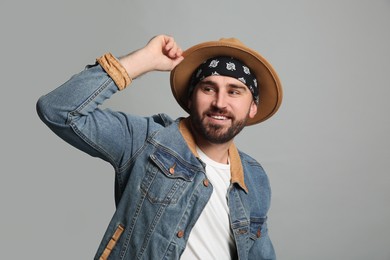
[170,38,283,125]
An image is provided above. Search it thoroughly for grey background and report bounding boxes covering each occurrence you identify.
[1,0,389,259]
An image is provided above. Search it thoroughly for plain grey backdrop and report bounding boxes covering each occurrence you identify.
[1,0,389,259]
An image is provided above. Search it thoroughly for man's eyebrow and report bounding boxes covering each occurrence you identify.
[227,83,247,90]
[198,80,217,86]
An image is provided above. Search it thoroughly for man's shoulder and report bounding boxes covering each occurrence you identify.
[123,113,176,136]
[237,149,269,180]
[237,149,262,167]
[150,113,176,127]
[238,150,271,203]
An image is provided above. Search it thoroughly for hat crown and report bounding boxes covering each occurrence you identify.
[218,38,245,47]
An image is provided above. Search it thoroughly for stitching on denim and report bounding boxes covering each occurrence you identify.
[149,139,203,173]
[119,189,148,259]
[140,164,184,205]
[71,78,111,117]
[175,178,210,247]
[115,129,154,175]
[136,203,168,258]
[117,113,171,174]
[69,122,117,167]
[151,149,198,181]
[66,78,120,169]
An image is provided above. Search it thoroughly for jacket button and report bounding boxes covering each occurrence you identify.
[177,230,184,238]
[169,167,175,174]
[203,179,209,187]
[257,229,261,238]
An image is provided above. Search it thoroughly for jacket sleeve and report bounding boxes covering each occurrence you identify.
[36,57,152,171]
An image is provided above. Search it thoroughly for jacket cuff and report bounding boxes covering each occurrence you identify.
[96,53,132,90]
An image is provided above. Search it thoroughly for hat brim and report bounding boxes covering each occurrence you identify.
[170,39,283,126]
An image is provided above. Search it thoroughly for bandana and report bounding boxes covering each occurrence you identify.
[188,56,259,104]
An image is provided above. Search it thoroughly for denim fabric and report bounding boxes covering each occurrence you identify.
[36,63,276,260]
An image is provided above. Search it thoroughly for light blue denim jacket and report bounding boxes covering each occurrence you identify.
[36,62,275,259]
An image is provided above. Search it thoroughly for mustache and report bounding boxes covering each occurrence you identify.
[204,106,235,119]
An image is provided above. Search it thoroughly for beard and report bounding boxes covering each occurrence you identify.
[190,106,249,144]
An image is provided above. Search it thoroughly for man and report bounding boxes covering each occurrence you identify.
[37,35,282,259]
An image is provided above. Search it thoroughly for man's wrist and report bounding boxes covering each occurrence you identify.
[118,48,156,80]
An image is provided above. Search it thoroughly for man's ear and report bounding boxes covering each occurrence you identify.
[248,101,258,119]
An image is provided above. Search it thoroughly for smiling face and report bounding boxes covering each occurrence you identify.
[188,75,258,144]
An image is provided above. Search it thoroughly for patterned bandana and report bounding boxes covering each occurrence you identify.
[188,56,259,104]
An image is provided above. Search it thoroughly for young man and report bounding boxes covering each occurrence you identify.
[37,35,282,259]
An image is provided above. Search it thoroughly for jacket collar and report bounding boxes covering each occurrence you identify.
[179,118,248,193]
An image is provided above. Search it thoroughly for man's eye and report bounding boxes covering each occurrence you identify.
[202,86,215,92]
[229,90,240,95]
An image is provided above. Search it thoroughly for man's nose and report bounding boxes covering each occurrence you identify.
[212,91,228,109]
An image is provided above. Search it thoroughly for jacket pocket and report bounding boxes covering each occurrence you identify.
[140,148,197,205]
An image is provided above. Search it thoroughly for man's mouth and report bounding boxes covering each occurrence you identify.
[208,113,231,121]
[212,115,228,120]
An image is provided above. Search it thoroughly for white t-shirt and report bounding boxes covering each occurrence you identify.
[181,147,237,259]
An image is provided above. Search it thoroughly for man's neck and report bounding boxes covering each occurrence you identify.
[196,141,231,164]
[191,129,233,164]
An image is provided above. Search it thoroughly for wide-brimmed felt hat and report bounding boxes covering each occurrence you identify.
[170,38,283,126]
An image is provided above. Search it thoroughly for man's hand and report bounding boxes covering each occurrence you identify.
[145,35,184,71]
[119,35,184,79]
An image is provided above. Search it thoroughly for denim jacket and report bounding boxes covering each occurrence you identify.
[36,62,275,260]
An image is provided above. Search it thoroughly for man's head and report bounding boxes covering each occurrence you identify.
[170,37,283,127]
[188,74,257,143]
[187,56,259,143]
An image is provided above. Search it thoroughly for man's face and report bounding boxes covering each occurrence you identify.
[188,75,257,144]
